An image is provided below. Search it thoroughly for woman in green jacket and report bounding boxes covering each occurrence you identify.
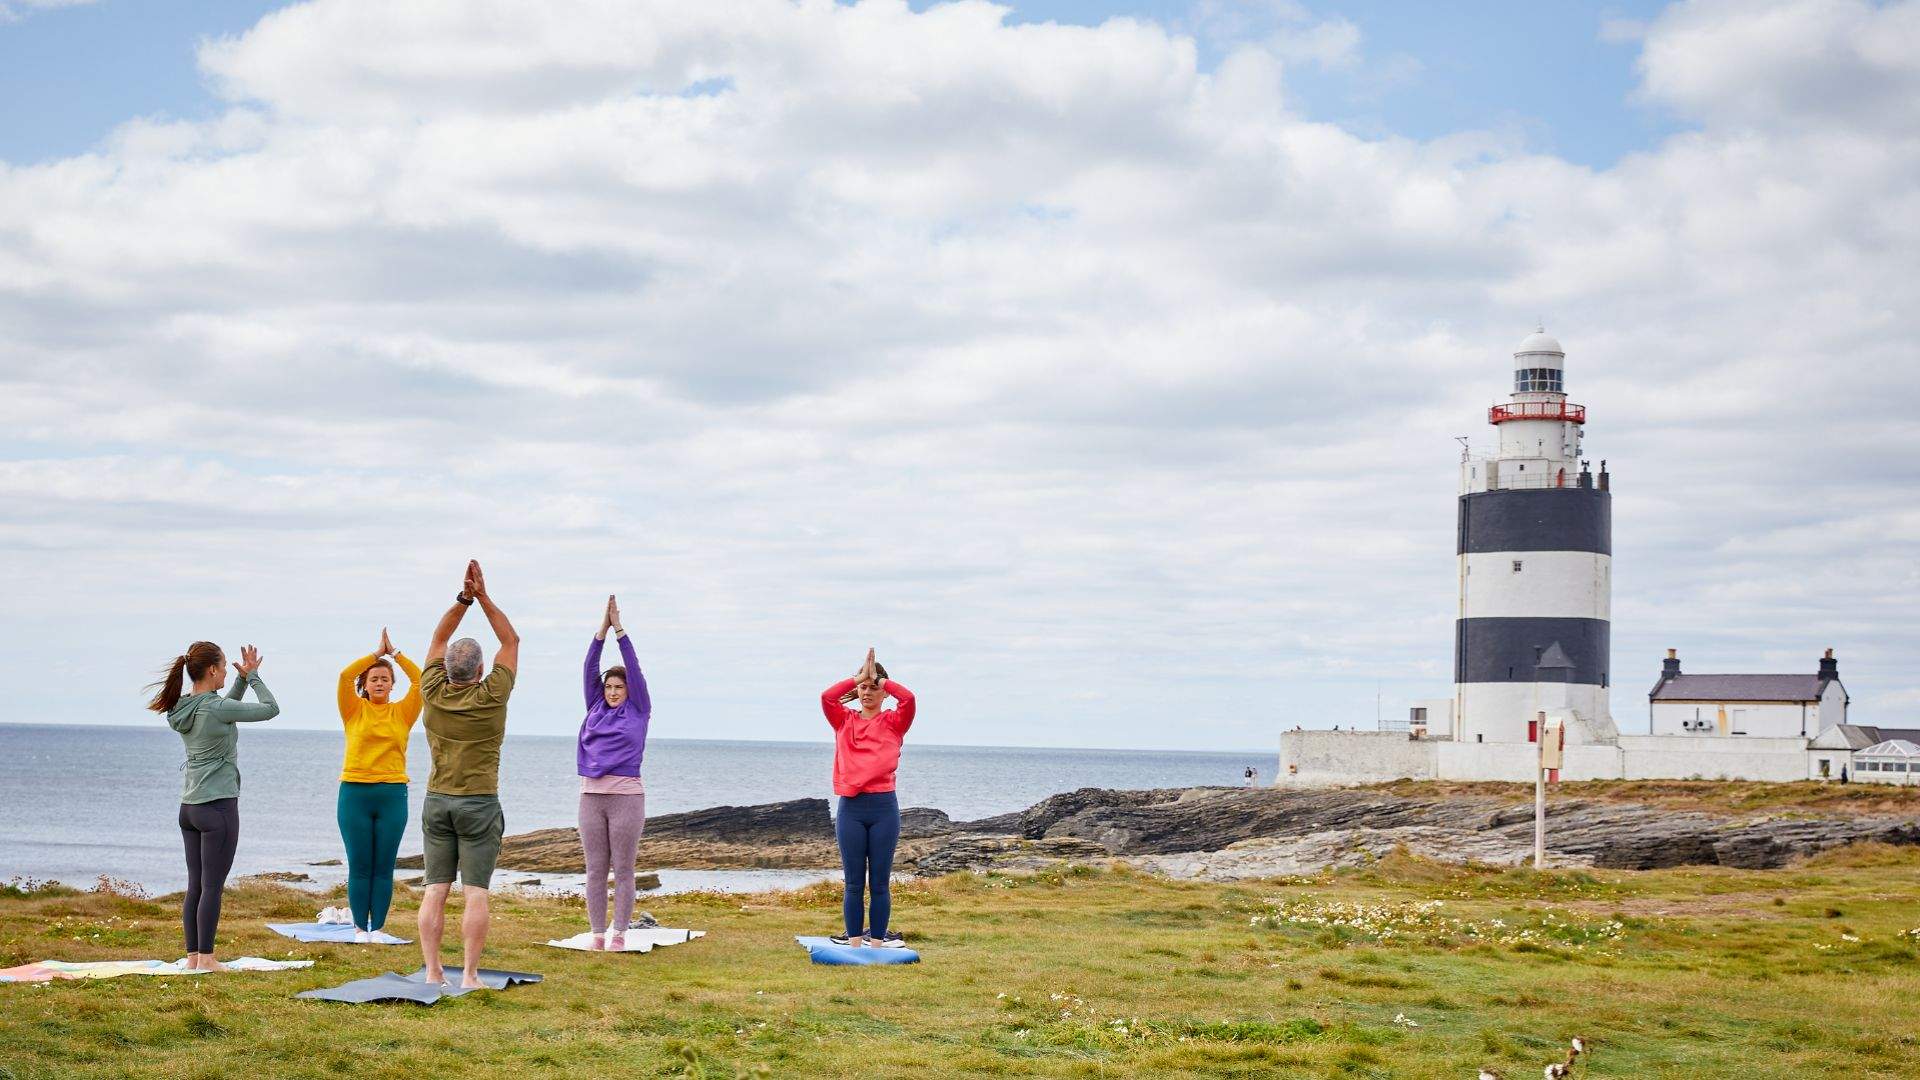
[147,641,278,970]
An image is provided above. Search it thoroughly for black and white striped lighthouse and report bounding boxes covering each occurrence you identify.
[1452,329,1614,744]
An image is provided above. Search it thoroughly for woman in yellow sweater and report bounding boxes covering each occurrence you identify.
[337,628,422,940]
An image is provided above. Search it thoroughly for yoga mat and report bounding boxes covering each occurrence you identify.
[296,967,542,1005]
[795,936,921,965]
[544,929,705,953]
[1,957,314,983]
[268,923,411,945]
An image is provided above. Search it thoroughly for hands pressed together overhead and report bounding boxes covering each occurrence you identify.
[230,645,263,679]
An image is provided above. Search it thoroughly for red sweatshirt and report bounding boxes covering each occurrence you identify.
[820,678,916,797]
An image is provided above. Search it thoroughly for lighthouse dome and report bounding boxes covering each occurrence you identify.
[1515,328,1564,358]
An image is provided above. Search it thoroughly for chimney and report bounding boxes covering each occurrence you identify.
[1662,648,1681,679]
[1819,648,1838,682]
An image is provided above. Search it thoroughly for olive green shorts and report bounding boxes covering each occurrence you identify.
[421,793,505,889]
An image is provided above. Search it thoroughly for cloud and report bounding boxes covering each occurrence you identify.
[0,0,1916,747]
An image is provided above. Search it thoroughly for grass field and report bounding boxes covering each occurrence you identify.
[3,847,1918,1078]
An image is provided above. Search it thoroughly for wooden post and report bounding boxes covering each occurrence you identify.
[1536,713,1564,870]
[1534,747,1546,870]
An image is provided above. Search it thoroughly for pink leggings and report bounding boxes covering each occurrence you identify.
[578,792,647,933]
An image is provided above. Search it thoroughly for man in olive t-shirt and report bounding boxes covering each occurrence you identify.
[415,559,520,989]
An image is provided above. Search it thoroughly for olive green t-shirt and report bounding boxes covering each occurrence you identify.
[419,658,514,796]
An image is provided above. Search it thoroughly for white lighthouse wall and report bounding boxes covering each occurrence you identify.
[1460,552,1609,620]
[1496,419,1580,467]
[1457,682,1609,744]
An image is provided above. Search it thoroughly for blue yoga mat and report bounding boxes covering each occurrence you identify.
[295,968,542,1005]
[268,923,410,945]
[795,936,921,965]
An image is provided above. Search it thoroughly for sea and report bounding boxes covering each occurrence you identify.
[0,724,1270,895]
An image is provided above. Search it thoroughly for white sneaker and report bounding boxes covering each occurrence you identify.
[354,929,371,944]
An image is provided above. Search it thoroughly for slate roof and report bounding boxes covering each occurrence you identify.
[1536,643,1573,669]
[1650,674,1828,702]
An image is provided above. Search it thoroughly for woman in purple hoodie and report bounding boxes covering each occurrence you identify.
[577,594,652,949]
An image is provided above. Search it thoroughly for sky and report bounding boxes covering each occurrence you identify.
[0,0,1914,750]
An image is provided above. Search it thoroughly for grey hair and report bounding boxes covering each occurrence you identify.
[446,638,484,685]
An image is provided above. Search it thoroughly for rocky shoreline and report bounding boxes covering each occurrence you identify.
[395,785,1920,881]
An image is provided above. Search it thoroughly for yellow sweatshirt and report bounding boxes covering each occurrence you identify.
[337,652,423,784]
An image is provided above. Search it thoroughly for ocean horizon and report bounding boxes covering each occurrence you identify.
[0,723,1274,894]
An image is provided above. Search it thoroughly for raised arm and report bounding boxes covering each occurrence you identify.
[583,635,606,709]
[426,596,471,665]
[467,561,519,672]
[616,630,650,717]
[339,653,377,720]
[210,654,279,724]
[885,680,915,733]
[820,679,856,730]
[394,651,424,721]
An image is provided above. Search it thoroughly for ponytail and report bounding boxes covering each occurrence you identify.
[146,642,223,713]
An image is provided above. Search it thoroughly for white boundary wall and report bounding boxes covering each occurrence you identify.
[1279,730,1817,787]
[1615,735,1810,781]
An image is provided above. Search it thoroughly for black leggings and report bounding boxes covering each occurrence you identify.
[179,798,239,955]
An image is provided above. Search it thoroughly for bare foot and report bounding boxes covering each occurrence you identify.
[421,966,446,985]
[202,957,228,972]
[459,972,482,990]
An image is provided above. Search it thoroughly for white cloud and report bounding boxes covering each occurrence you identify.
[0,0,1916,748]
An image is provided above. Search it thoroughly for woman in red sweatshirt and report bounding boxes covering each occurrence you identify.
[820,648,914,948]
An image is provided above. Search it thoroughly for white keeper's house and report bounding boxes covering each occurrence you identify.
[1278,329,1890,786]
[1647,648,1847,739]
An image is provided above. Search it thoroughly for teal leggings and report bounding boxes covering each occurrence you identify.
[337,782,408,931]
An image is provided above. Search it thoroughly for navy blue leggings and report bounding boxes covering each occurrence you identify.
[835,791,900,937]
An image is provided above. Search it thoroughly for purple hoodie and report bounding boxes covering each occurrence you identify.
[577,633,651,778]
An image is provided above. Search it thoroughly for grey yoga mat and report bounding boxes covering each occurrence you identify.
[296,967,542,1005]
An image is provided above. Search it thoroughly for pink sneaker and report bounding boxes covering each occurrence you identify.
[589,933,605,951]
[609,932,625,951]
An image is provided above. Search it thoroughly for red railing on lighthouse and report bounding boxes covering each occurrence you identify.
[1489,402,1585,425]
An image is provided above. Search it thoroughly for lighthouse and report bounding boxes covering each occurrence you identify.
[1453,329,1616,745]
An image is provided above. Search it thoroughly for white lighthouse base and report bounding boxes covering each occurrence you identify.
[1278,729,1821,787]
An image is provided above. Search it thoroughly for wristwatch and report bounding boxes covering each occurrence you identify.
[456,592,475,607]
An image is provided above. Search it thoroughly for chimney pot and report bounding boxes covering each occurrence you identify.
[1666,648,1676,660]
[1824,648,1834,660]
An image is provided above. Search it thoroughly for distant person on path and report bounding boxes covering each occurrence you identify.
[335,628,422,940]
[820,649,915,948]
[576,594,652,950]
[416,560,519,988]
[147,641,278,971]
[1244,766,1257,787]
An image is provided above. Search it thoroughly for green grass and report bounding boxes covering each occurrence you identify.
[2,851,1918,1078]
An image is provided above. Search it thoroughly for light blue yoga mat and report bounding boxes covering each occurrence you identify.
[795,936,920,965]
[268,922,410,945]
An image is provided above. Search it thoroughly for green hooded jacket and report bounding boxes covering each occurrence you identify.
[166,672,279,804]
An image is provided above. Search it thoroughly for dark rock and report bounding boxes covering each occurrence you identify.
[1016,786,1920,871]
[900,807,957,838]
[913,835,1113,876]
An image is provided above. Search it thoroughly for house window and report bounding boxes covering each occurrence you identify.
[1512,560,1523,573]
